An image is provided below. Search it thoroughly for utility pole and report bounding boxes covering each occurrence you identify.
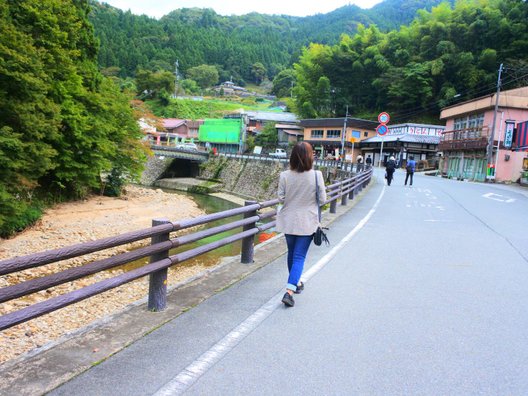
[486,63,504,180]
[174,60,179,98]
[341,105,348,162]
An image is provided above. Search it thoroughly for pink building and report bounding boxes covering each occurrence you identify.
[439,86,528,183]
[162,119,203,140]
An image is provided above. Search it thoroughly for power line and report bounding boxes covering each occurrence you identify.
[389,70,528,123]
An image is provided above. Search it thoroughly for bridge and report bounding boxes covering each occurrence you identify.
[150,145,210,161]
[1,169,528,394]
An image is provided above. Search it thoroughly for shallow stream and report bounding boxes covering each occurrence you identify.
[120,189,276,272]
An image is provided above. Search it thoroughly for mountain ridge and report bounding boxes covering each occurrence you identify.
[90,0,454,81]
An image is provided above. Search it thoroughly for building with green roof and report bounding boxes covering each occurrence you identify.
[199,119,243,153]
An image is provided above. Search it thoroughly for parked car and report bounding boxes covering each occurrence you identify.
[269,148,287,158]
[176,142,199,152]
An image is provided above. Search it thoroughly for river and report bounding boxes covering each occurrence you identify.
[121,190,276,272]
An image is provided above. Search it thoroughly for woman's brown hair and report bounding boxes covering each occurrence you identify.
[289,142,313,172]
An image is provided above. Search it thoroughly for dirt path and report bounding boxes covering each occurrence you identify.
[0,185,209,365]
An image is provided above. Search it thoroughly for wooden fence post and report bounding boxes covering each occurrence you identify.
[341,182,348,206]
[330,193,337,214]
[241,200,258,264]
[349,185,355,200]
[148,218,171,312]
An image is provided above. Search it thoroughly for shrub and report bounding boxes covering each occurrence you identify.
[102,168,126,197]
[0,201,43,238]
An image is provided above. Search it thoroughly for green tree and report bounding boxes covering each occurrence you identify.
[271,69,295,98]
[180,79,200,94]
[135,69,175,99]
[251,62,267,84]
[0,0,148,236]
[186,64,219,89]
[255,123,278,149]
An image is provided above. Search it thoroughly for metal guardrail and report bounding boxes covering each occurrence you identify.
[150,145,210,160]
[220,152,364,173]
[0,169,372,331]
[149,148,364,173]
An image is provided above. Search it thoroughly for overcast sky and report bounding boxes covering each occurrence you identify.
[98,0,384,19]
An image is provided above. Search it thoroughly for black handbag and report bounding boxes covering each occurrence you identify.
[313,172,329,246]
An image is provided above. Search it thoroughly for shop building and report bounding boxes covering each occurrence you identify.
[359,123,443,167]
[438,86,528,182]
[300,117,378,161]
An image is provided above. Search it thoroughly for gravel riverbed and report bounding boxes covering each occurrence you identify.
[0,185,209,365]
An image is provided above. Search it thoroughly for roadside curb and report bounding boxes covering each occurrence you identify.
[0,180,374,395]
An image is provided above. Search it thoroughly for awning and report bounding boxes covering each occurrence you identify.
[276,123,302,130]
[284,129,304,136]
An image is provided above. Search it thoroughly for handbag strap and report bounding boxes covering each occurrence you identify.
[315,171,321,222]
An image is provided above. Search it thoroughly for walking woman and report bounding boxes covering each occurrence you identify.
[276,142,327,307]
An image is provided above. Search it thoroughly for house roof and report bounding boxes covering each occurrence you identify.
[440,86,528,120]
[275,123,302,129]
[163,118,186,129]
[245,111,298,123]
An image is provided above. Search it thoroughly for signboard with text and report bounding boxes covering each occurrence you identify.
[504,121,515,149]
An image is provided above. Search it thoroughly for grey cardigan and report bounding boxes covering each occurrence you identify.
[276,169,327,236]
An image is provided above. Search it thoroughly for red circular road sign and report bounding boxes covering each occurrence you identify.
[378,112,390,124]
[376,124,388,136]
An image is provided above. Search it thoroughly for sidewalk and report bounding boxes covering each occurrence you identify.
[0,181,375,396]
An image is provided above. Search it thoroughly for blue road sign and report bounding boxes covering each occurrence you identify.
[376,124,388,136]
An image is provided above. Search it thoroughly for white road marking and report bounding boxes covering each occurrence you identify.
[482,192,516,203]
[153,187,387,396]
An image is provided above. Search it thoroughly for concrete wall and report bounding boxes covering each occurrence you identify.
[199,156,287,201]
[496,150,527,183]
[139,156,173,186]
[142,155,348,200]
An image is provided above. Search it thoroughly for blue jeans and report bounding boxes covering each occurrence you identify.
[285,234,313,291]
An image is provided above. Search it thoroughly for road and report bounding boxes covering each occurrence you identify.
[50,170,528,395]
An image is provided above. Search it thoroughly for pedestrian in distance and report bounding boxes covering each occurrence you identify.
[405,155,416,186]
[276,142,327,307]
[385,156,396,186]
[365,155,372,168]
[356,154,364,172]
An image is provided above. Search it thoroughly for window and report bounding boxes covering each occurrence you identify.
[454,117,467,131]
[364,132,368,137]
[326,129,341,138]
[454,113,484,139]
[352,130,361,139]
[311,129,323,138]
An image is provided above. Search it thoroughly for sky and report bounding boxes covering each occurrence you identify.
[99,0,384,19]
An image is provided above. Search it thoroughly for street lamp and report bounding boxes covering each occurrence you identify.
[340,105,349,164]
[331,88,336,117]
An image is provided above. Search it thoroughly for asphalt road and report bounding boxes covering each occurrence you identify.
[50,170,528,395]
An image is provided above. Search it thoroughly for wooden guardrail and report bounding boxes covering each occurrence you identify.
[0,169,372,331]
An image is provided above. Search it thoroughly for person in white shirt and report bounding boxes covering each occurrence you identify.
[276,142,327,307]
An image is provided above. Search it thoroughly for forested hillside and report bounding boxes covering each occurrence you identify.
[291,0,528,122]
[89,0,448,82]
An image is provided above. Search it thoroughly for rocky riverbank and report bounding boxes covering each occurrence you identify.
[0,185,209,365]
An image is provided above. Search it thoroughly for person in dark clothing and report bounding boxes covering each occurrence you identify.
[385,156,396,186]
[356,155,364,172]
[405,155,416,186]
[365,155,372,168]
